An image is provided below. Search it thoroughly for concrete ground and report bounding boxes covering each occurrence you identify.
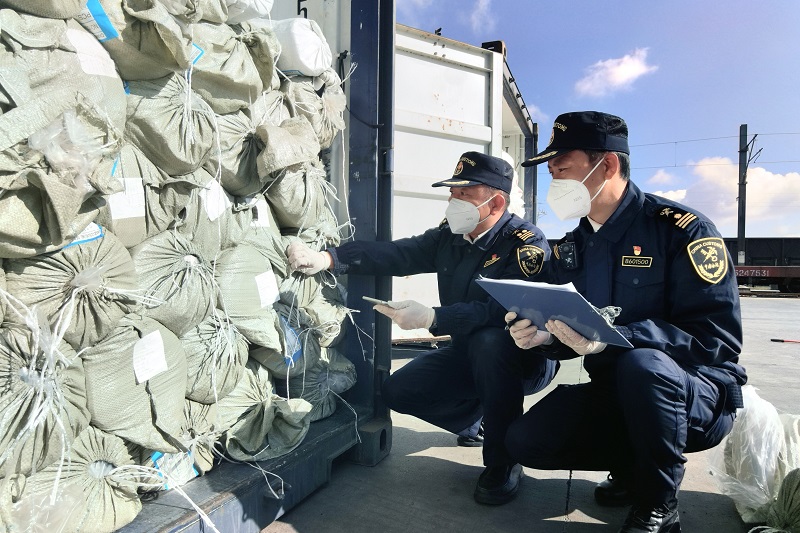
[265,297,800,533]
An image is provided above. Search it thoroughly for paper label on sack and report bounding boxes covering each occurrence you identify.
[66,28,118,78]
[108,177,146,220]
[133,330,169,384]
[76,0,120,42]
[252,197,272,228]
[199,180,231,222]
[255,271,280,308]
[64,223,104,249]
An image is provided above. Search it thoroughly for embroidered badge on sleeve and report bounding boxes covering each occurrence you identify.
[517,245,545,277]
[688,237,728,284]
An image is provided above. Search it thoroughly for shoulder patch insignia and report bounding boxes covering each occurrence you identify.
[517,245,545,277]
[512,228,536,242]
[659,207,698,230]
[688,237,728,284]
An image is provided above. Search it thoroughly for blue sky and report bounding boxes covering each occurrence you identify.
[396,0,800,240]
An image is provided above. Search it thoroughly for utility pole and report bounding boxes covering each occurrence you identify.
[737,125,747,265]
[736,124,763,265]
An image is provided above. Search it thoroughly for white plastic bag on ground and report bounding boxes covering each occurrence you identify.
[270,18,331,77]
[82,313,188,452]
[4,224,138,351]
[710,385,788,523]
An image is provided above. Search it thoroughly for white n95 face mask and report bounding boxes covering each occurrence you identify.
[446,196,495,234]
[546,157,606,220]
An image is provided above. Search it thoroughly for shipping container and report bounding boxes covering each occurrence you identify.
[109,1,538,530]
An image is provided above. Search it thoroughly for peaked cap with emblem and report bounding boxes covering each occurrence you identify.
[432,151,513,193]
[522,111,630,166]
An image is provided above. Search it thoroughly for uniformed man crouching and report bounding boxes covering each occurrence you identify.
[505,111,747,532]
[287,151,559,505]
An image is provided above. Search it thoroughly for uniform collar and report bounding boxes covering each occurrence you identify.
[454,210,513,251]
[581,181,643,243]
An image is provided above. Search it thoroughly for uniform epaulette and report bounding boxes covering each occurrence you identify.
[511,228,537,242]
[654,205,699,231]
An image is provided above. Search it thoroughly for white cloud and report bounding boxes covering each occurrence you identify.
[469,0,496,34]
[653,189,687,202]
[575,48,658,98]
[647,169,677,186]
[673,157,800,237]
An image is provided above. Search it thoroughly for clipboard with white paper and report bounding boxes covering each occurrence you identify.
[476,277,633,348]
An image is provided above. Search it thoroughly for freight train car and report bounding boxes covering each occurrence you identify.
[724,237,800,293]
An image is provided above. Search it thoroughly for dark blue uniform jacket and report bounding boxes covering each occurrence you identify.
[542,181,747,397]
[330,211,550,342]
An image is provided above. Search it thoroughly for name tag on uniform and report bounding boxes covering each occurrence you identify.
[621,256,653,267]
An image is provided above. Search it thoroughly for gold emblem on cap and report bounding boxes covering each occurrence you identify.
[453,161,464,176]
[528,150,558,162]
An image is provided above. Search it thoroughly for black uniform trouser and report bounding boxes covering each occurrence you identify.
[505,348,736,506]
[382,327,558,467]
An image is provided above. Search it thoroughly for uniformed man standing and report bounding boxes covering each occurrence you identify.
[503,112,747,532]
[287,152,558,505]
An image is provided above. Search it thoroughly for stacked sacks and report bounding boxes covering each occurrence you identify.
[217,359,311,462]
[214,241,282,351]
[76,0,195,81]
[0,324,90,478]
[277,346,356,422]
[10,426,148,533]
[130,231,217,338]
[3,225,139,350]
[81,313,188,452]
[94,144,166,249]
[0,4,355,530]
[182,312,248,405]
[0,11,126,258]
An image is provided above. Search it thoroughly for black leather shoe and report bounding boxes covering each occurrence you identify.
[456,421,484,447]
[618,504,681,533]
[473,463,523,505]
[595,474,634,507]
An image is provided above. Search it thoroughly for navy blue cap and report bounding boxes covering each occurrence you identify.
[521,111,629,166]
[432,152,513,193]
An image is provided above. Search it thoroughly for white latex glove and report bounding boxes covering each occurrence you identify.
[286,241,331,275]
[546,319,607,355]
[374,300,435,330]
[505,311,552,349]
